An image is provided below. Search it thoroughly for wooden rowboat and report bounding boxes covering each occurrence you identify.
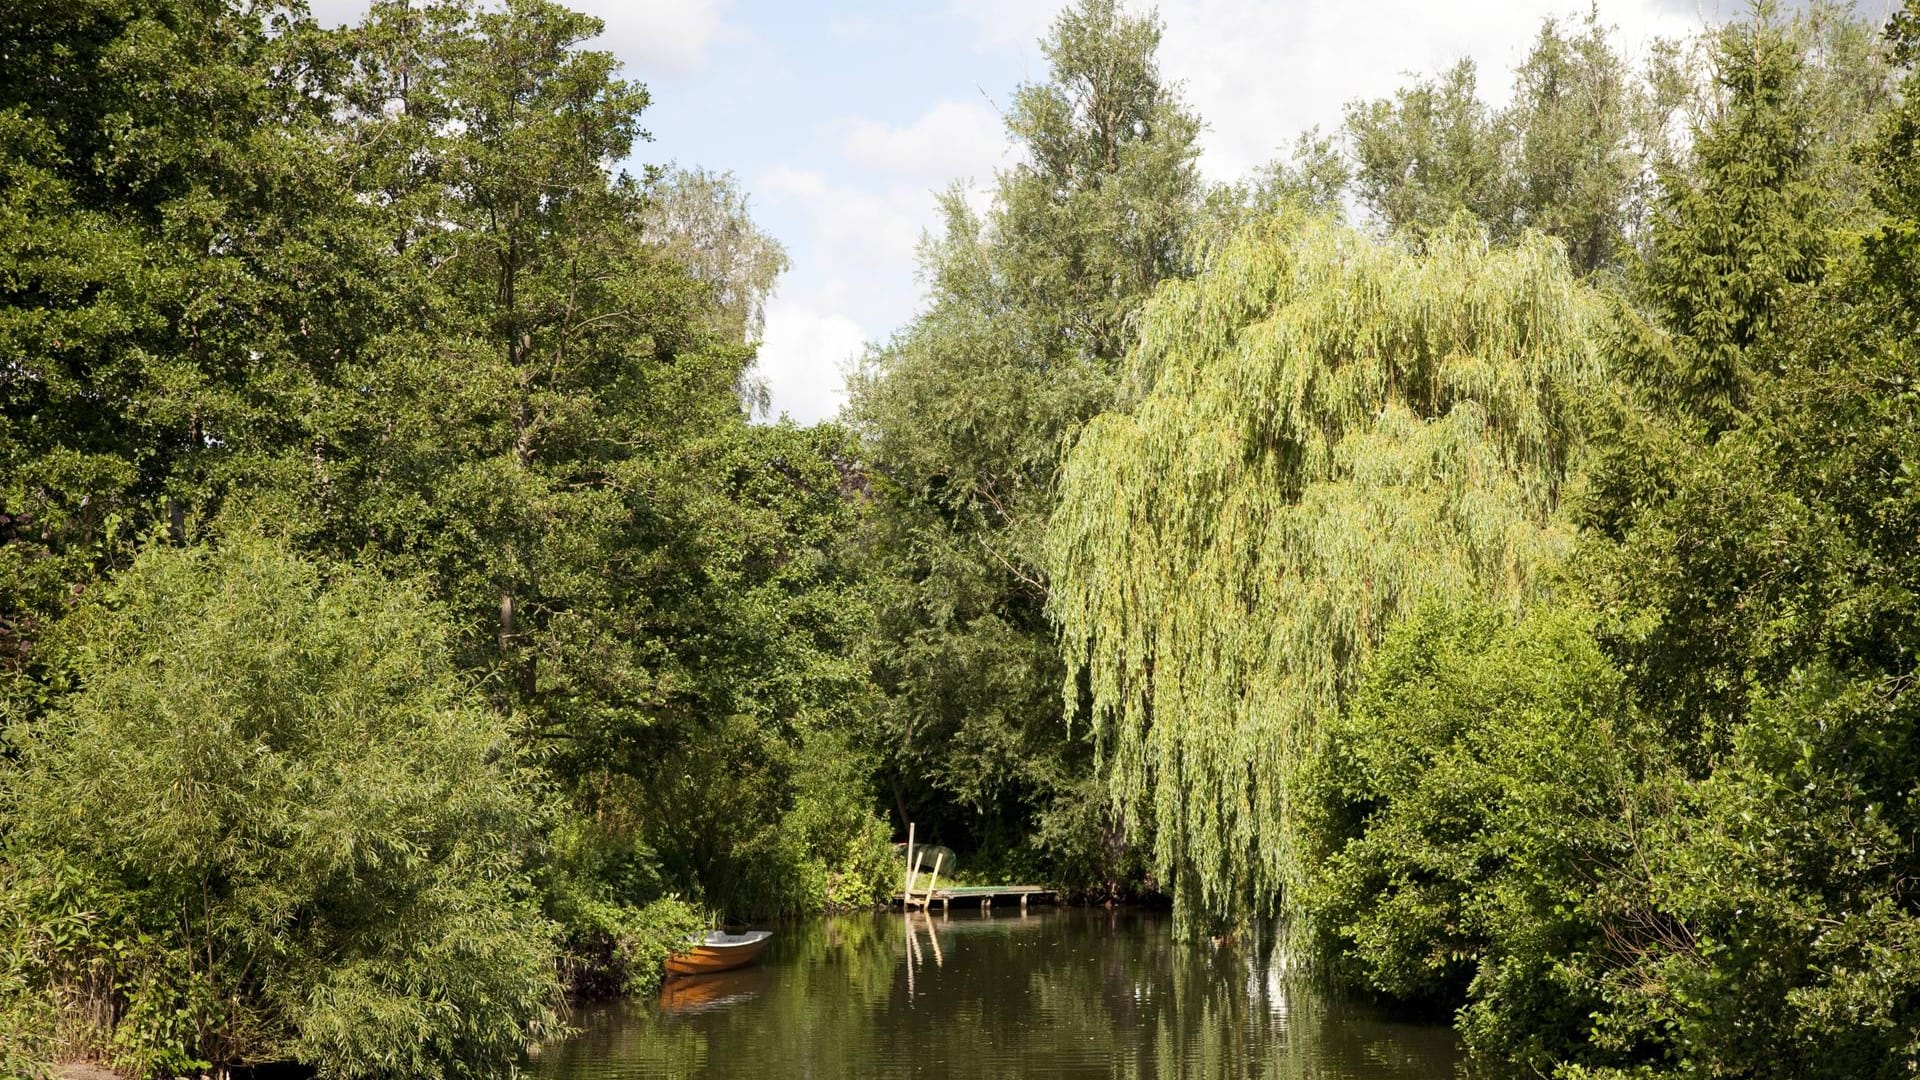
[665,929,773,977]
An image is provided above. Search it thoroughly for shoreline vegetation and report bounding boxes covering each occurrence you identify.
[3,0,1917,1077]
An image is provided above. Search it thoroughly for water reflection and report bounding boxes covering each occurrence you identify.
[656,967,768,1015]
[529,909,1461,1080]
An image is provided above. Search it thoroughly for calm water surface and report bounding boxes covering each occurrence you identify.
[528,908,1461,1079]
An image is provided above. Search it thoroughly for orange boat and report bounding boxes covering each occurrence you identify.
[665,930,773,977]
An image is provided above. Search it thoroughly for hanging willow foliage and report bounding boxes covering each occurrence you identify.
[1046,215,1601,927]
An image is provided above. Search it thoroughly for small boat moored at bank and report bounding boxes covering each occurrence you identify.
[665,929,773,977]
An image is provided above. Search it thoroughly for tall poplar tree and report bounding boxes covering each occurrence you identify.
[1506,10,1642,273]
[848,0,1203,887]
[1346,60,1513,241]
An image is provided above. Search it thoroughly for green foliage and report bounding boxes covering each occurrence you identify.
[1342,5,1886,280]
[6,2,1918,1078]
[1583,670,1920,1080]
[848,0,1204,891]
[644,165,791,349]
[292,7,877,928]
[612,713,891,921]
[1345,12,1667,274]
[1286,11,1920,1076]
[1049,213,1599,928]
[1581,6,1879,756]
[0,863,64,1080]
[285,0,747,719]
[4,8,883,1058]
[642,165,791,411]
[1298,604,1638,1067]
[998,0,1205,364]
[0,0,346,656]
[1505,11,1644,273]
[1633,11,1828,430]
[1198,129,1352,251]
[541,823,703,1000]
[1569,149,1920,1074]
[4,538,560,1078]
[1347,61,1513,243]
[591,421,885,919]
[755,730,897,914]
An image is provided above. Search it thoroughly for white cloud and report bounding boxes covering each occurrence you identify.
[749,95,1021,420]
[836,100,1009,188]
[305,0,369,25]
[580,0,738,76]
[762,165,829,199]
[759,167,928,311]
[946,0,1061,51]
[754,298,868,424]
[300,0,739,76]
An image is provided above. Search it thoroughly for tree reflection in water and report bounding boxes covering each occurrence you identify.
[529,909,1462,1080]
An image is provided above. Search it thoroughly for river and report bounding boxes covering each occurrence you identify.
[527,907,1462,1079]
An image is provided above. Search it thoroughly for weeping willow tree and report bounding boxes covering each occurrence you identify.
[1046,215,1601,929]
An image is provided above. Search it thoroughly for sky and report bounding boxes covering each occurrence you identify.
[308,0,1747,423]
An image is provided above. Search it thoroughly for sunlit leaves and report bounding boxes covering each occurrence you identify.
[1049,215,1600,927]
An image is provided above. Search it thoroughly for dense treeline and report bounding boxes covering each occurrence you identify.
[3,0,1918,1077]
[1,1,887,1075]
[846,0,1205,896]
[1044,3,1920,1078]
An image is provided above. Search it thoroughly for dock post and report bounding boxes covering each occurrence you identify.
[924,852,944,910]
[902,823,916,907]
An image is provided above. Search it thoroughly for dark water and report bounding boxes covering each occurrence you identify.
[527,908,1462,1079]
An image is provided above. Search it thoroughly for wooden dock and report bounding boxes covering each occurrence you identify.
[893,823,1055,912]
[892,883,1056,912]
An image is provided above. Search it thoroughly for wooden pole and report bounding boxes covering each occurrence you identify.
[902,823,916,906]
[924,852,944,909]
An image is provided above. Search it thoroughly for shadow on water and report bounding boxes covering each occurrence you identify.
[528,908,1463,1080]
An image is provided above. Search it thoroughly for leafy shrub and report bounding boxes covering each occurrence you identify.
[1298,602,1640,1069]
[1574,666,1920,1080]
[540,811,704,996]
[3,538,562,1078]
[0,864,63,1080]
[726,727,896,916]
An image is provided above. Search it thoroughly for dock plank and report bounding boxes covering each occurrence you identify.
[892,884,1056,910]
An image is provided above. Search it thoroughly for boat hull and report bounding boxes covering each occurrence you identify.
[665,931,773,977]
